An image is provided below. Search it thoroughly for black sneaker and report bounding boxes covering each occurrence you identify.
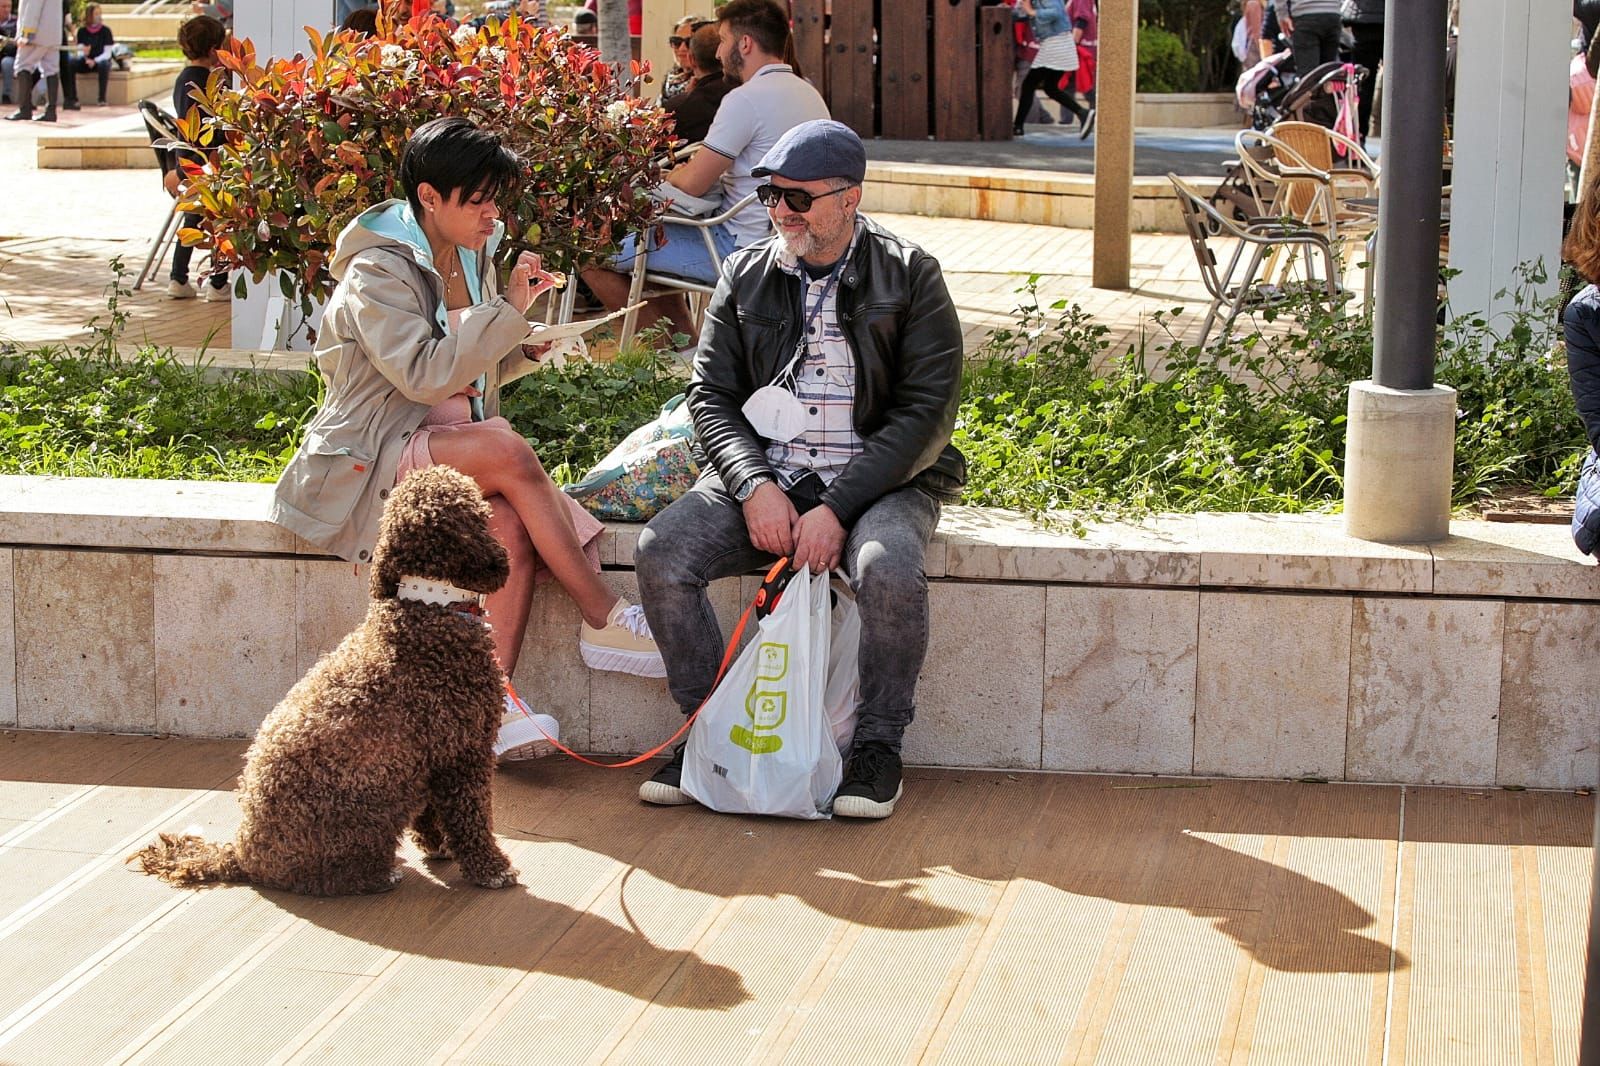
[638,741,694,806]
[833,741,903,819]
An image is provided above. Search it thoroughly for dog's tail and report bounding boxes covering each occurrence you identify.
[128,832,248,886]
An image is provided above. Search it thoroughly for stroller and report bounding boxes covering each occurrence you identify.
[1272,60,1365,142]
[1236,51,1293,132]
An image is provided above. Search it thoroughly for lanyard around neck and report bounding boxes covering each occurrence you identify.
[773,259,845,389]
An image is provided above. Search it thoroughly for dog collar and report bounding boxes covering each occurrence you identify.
[396,576,485,616]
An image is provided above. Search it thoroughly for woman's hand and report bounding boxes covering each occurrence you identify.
[505,250,565,315]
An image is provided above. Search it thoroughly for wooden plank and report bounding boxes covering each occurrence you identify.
[827,0,876,138]
[879,0,930,140]
[933,0,981,141]
[978,6,1015,141]
[789,0,826,94]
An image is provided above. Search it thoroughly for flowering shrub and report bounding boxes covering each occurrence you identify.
[175,14,674,313]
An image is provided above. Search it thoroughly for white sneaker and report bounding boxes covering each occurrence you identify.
[494,693,559,761]
[580,599,667,678]
[165,280,196,300]
[201,281,232,301]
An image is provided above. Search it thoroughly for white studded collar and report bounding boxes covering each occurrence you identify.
[396,575,485,613]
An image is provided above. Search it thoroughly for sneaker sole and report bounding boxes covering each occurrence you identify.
[581,642,668,678]
[494,716,559,762]
[833,781,903,819]
[496,738,555,762]
[638,779,694,805]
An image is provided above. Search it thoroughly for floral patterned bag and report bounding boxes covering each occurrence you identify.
[562,394,700,522]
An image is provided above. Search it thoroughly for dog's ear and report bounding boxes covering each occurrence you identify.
[369,467,510,599]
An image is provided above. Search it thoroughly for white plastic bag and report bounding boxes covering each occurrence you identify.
[822,578,860,756]
[681,568,842,819]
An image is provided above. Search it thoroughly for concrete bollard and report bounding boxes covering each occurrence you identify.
[1343,380,1457,543]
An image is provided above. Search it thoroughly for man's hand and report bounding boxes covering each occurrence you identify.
[791,503,846,574]
[742,481,798,558]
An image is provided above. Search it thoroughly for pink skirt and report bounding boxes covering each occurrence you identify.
[395,395,603,583]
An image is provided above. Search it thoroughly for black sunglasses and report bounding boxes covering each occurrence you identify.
[668,20,712,46]
[755,183,850,213]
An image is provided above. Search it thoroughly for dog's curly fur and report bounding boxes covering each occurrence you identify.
[131,466,519,896]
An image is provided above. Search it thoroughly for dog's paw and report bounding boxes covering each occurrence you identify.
[473,866,519,890]
[388,867,405,885]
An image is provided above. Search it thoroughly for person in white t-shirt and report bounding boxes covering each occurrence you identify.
[579,0,828,350]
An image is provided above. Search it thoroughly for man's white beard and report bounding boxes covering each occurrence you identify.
[778,227,816,259]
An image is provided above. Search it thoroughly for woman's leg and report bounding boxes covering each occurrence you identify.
[483,495,534,674]
[1039,68,1089,125]
[426,424,618,630]
[1014,66,1050,132]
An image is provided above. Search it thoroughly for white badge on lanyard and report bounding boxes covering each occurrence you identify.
[741,258,843,444]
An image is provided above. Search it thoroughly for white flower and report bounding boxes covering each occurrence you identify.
[452,23,477,46]
[605,99,630,124]
[485,45,507,65]
[380,43,405,67]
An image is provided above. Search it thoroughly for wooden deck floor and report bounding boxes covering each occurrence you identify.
[0,730,1588,1065]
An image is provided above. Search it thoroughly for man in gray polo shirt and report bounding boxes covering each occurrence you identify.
[579,0,827,350]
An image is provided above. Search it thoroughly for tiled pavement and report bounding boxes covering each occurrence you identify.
[0,119,1215,357]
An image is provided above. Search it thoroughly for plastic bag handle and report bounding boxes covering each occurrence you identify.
[509,557,793,768]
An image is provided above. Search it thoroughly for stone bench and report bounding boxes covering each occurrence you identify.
[2,474,1597,789]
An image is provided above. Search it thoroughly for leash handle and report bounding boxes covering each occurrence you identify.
[510,558,792,769]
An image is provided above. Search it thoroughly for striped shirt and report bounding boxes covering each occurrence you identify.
[764,224,865,486]
[1034,32,1080,72]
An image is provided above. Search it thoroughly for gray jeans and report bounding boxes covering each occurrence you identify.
[635,472,941,752]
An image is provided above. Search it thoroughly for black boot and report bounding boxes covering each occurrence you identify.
[33,73,58,122]
[4,70,33,120]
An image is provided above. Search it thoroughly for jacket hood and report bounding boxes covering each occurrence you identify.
[328,199,505,285]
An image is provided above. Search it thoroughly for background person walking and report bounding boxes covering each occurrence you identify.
[1012,0,1088,136]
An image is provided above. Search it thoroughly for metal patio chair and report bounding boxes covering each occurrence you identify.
[1168,173,1345,347]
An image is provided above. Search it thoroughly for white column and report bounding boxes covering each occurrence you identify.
[231,0,338,349]
[1445,0,1568,321]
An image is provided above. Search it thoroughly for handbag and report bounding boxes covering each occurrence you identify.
[561,394,700,522]
[681,567,844,819]
[1573,448,1600,556]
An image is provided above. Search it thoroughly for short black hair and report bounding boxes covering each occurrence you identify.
[178,14,227,60]
[339,6,378,35]
[398,117,524,215]
[717,0,790,58]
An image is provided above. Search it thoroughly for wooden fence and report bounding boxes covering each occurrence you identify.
[788,0,1016,142]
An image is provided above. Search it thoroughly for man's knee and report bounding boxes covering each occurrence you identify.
[853,537,927,603]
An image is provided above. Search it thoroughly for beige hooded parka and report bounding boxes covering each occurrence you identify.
[270,199,537,562]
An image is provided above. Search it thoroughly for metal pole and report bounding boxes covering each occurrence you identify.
[1371,0,1448,390]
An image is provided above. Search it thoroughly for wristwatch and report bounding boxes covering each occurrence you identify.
[733,475,773,502]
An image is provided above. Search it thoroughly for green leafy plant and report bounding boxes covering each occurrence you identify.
[1137,23,1201,93]
[176,14,675,315]
[954,267,1586,523]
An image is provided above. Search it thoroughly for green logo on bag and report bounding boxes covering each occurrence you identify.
[732,643,789,753]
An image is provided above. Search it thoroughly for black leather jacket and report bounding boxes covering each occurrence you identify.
[687,215,967,525]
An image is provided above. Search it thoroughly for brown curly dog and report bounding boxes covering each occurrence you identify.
[131,465,519,895]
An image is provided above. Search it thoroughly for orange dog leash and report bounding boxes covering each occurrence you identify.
[506,558,796,768]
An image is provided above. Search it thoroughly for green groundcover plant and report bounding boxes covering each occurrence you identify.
[0,265,1587,520]
[175,13,674,316]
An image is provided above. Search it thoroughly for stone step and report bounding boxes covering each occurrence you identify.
[102,12,186,38]
[2,475,1597,790]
